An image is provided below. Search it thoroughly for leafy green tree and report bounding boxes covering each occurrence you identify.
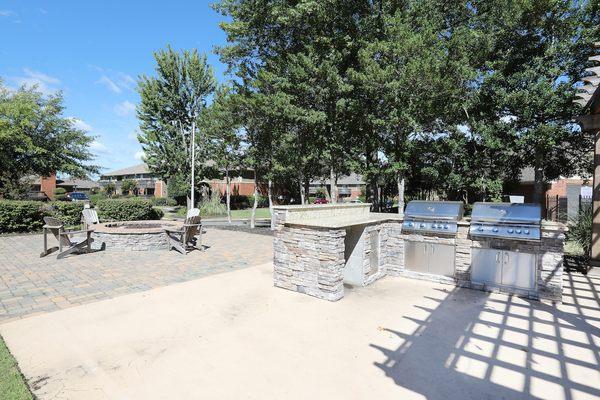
[0,81,97,198]
[464,0,596,203]
[120,179,137,196]
[103,182,116,198]
[137,46,216,207]
[202,84,246,223]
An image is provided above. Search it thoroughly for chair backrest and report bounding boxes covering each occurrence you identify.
[184,215,202,244]
[43,216,72,247]
[82,208,100,225]
[187,208,200,219]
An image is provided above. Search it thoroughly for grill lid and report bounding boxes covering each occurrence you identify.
[471,202,541,225]
[404,200,464,221]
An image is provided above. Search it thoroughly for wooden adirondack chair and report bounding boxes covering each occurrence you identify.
[164,213,202,255]
[40,216,95,259]
[81,208,100,230]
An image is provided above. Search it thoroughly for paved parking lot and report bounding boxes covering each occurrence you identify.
[0,228,273,323]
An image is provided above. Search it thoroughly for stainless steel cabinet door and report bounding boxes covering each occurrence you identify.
[404,241,429,273]
[471,248,502,284]
[501,251,536,290]
[428,244,455,277]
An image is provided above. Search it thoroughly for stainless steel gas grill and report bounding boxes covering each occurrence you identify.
[403,201,465,278]
[469,202,541,241]
[470,202,542,292]
[402,200,464,235]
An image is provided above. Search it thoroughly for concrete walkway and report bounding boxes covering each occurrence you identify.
[0,228,273,322]
[1,262,599,400]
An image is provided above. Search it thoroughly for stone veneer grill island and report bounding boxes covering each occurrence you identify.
[273,203,566,302]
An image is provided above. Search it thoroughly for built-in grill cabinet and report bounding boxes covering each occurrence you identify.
[469,202,541,291]
[402,201,464,278]
[404,241,455,277]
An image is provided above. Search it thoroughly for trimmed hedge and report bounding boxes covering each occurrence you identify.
[150,197,177,207]
[0,201,85,233]
[0,200,46,233]
[95,199,163,221]
[44,202,85,226]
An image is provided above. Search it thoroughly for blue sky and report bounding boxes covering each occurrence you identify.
[0,1,228,175]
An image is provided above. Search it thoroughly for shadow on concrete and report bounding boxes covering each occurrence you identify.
[370,273,600,399]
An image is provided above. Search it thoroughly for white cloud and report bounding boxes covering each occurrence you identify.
[134,150,145,161]
[114,100,136,116]
[68,117,92,132]
[90,140,109,153]
[12,68,61,95]
[0,10,15,17]
[96,75,122,93]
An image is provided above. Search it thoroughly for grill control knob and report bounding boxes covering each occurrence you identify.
[507,228,514,233]
[477,226,484,231]
[516,229,522,234]
[408,222,413,227]
[524,229,530,235]
[443,224,449,230]
[492,227,498,232]
[420,223,425,228]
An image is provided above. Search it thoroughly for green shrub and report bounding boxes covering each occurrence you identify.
[200,192,227,216]
[53,187,67,201]
[247,194,269,208]
[567,204,592,258]
[44,202,85,226]
[95,198,163,221]
[150,197,177,207]
[89,192,108,204]
[0,200,46,233]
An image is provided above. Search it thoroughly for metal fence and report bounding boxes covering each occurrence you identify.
[546,195,592,222]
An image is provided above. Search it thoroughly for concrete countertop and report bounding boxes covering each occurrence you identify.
[284,213,404,229]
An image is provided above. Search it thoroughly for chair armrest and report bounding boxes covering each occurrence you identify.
[43,224,63,229]
[164,228,184,234]
[60,229,94,236]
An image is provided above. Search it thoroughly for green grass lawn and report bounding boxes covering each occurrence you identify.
[0,336,32,400]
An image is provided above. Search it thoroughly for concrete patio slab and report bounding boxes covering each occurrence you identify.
[1,263,599,399]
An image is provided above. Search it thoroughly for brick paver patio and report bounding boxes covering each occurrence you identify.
[0,228,273,323]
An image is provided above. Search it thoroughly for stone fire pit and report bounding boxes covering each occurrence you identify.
[93,220,183,251]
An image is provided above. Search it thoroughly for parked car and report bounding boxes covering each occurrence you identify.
[67,192,90,202]
[313,197,328,204]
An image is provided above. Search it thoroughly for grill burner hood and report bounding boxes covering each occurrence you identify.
[470,202,541,241]
[403,200,464,235]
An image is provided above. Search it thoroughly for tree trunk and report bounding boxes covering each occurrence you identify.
[304,178,310,205]
[329,166,337,204]
[397,175,405,215]
[251,169,258,229]
[225,168,231,224]
[533,166,544,205]
[299,179,305,205]
[268,178,274,230]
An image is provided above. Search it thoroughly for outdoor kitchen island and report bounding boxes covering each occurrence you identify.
[272,202,566,302]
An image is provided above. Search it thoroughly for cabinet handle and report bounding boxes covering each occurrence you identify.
[504,253,509,264]
[496,252,500,263]
[431,244,435,255]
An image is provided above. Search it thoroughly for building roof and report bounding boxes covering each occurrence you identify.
[56,179,100,189]
[310,172,365,186]
[101,163,150,177]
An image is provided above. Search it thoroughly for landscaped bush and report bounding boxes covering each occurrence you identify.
[95,199,163,221]
[53,187,67,201]
[44,202,85,226]
[0,200,46,233]
[567,204,592,258]
[150,197,177,207]
[227,195,250,210]
[200,192,227,216]
[247,194,269,208]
